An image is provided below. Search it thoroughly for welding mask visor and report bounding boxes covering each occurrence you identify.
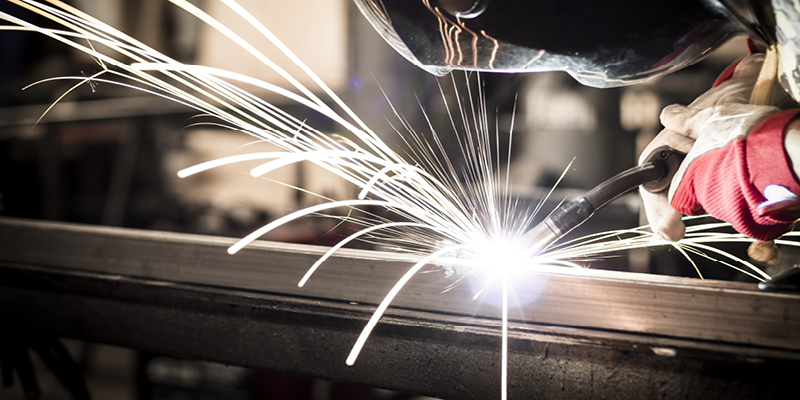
[354,0,763,88]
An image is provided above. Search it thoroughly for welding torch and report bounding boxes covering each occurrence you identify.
[523,146,685,257]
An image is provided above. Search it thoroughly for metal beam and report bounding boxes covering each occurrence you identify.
[1,217,799,399]
[1,217,798,351]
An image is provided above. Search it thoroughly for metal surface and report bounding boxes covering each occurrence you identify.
[1,217,799,351]
[2,218,800,398]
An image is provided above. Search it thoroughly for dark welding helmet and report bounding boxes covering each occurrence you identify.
[354,0,766,88]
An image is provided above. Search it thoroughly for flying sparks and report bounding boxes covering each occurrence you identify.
[2,2,797,399]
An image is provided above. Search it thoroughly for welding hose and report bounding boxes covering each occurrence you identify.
[523,146,684,257]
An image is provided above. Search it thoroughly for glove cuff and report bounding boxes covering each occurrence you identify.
[670,109,800,241]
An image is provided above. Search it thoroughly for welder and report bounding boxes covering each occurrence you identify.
[354,0,800,262]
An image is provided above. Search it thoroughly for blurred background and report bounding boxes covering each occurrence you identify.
[0,1,794,398]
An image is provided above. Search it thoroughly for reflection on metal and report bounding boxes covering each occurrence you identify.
[1,218,799,398]
[353,0,757,87]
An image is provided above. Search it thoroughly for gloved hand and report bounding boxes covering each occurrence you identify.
[640,53,800,242]
[639,54,766,240]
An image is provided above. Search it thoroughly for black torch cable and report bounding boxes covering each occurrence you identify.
[522,145,685,258]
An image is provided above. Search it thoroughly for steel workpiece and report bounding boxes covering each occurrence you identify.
[1,217,799,399]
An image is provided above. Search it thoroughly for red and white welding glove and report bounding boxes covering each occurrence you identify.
[640,53,800,241]
[660,104,800,241]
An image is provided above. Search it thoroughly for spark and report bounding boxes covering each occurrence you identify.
[3,2,796,400]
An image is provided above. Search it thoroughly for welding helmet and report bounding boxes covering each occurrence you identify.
[354,0,765,88]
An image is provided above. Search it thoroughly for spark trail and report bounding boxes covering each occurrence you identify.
[2,1,797,399]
